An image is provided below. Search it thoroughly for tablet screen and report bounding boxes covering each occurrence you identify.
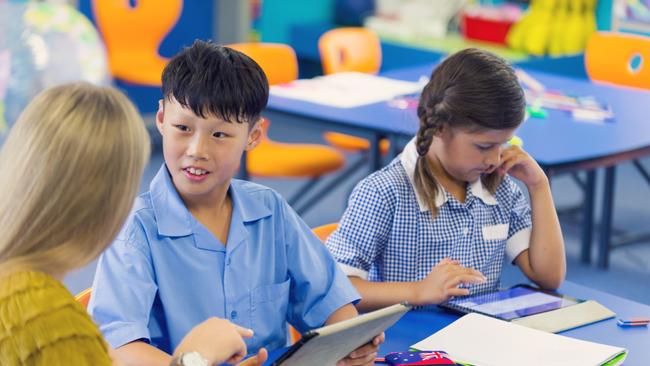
[444,286,580,321]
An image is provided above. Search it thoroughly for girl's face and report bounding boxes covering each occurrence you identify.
[428,125,517,183]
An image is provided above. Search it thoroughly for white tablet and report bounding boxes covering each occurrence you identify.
[440,284,581,321]
[272,302,412,366]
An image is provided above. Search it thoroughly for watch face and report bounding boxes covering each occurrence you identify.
[181,352,209,366]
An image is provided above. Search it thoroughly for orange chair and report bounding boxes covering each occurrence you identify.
[585,31,650,90]
[91,0,182,86]
[312,222,339,242]
[75,287,92,309]
[319,27,382,75]
[318,28,391,158]
[228,43,298,86]
[227,43,347,214]
[247,118,344,178]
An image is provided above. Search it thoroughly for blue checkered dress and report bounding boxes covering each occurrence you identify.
[326,140,532,295]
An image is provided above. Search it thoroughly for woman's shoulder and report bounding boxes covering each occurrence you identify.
[0,271,111,365]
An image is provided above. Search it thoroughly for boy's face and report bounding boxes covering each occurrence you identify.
[156,98,262,204]
[429,125,516,183]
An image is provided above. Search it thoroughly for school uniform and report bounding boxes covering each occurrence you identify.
[89,165,359,354]
[326,138,532,295]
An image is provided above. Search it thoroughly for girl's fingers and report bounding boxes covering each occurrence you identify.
[446,287,471,297]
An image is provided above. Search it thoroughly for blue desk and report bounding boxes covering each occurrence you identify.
[264,63,650,268]
[264,281,650,365]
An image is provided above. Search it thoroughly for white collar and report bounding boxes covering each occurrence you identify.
[399,138,498,212]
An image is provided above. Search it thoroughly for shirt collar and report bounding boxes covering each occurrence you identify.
[149,165,272,237]
[399,138,498,212]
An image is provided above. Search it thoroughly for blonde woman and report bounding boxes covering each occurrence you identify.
[0,83,266,366]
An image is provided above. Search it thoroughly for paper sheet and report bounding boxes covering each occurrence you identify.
[270,72,425,108]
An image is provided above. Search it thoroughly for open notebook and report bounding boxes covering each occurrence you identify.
[411,313,627,366]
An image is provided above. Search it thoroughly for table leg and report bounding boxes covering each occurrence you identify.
[598,166,617,269]
[581,170,596,264]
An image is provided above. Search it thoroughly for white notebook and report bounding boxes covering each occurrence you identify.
[270,72,424,108]
[411,313,627,366]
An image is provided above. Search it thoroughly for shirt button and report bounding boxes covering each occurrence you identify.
[463,228,469,235]
[230,310,238,319]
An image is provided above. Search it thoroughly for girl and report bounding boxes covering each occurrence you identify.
[0,83,265,366]
[326,48,566,311]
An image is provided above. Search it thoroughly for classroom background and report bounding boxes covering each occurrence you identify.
[1,0,649,307]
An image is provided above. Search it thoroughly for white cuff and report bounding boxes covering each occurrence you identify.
[506,227,532,263]
[337,262,369,280]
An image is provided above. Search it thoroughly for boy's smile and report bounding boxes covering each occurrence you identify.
[156,97,262,207]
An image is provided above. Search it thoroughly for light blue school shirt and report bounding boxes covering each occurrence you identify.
[326,138,532,295]
[89,165,360,354]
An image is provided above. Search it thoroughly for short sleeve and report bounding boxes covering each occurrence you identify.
[278,198,360,333]
[88,219,158,349]
[505,179,533,262]
[325,179,393,279]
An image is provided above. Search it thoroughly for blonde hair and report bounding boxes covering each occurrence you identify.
[0,82,150,277]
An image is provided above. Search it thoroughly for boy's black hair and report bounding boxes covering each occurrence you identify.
[161,40,269,124]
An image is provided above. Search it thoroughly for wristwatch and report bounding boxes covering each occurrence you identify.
[170,351,210,366]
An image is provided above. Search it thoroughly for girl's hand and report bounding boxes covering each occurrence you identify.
[412,258,486,305]
[498,145,548,190]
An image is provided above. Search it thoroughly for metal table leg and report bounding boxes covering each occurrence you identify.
[598,166,617,269]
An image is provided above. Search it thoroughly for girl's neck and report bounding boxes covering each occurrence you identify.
[426,155,467,203]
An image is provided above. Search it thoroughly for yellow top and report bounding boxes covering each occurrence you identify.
[0,270,112,365]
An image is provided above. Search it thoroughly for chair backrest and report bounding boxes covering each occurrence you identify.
[91,0,183,85]
[584,31,650,90]
[318,27,382,75]
[312,223,339,242]
[75,287,92,309]
[228,43,298,86]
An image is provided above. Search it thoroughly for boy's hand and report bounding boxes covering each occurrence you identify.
[498,145,548,190]
[336,333,384,366]
[413,258,486,305]
[237,348,268,366]
[174,317,252,365]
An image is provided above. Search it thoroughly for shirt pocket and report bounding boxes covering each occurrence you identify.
[477,223,510,271]
[250,279,291,351]
[482,223,509,241]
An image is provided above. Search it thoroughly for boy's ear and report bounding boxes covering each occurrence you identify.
[245,120,263,151]
[155,99,165,135]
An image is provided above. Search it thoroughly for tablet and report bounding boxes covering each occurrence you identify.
[440,284,582,321]
[271,302,412,366]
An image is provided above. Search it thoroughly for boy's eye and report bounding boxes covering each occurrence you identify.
[213,132,228,138]
[476,144,493,151]
[174,124,190,132]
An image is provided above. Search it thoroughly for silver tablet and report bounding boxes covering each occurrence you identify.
[272,302,412,366]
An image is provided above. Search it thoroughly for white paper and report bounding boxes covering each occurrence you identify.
[411,313,626,366]
[270,72,424,108]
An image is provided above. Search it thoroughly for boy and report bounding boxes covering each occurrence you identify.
[89,41,382,366]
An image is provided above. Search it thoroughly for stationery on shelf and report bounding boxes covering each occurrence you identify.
[411,313,627,366]
[270,72,425,108]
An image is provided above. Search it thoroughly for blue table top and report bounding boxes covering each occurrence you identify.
[266,64,650,168]
[264,281,650,365]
